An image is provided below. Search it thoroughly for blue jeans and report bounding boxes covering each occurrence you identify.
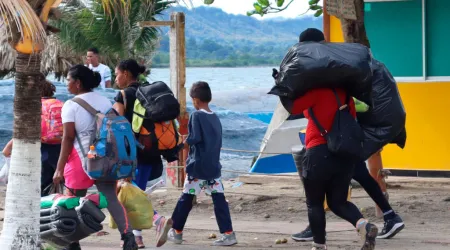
[134,162,158,218]
[135,162,154,191]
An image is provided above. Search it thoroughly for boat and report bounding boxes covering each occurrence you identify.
[249,102,306,174]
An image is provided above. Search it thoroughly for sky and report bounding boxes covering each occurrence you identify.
[184,0,314,19]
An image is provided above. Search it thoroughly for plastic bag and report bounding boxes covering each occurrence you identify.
[269,42,373,107]
[0,157,10,185]
[357,59,406,160]
[109,181,153,230]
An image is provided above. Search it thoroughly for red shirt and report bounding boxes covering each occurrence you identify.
[292,88,356,149]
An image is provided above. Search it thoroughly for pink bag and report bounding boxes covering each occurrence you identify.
[41,98,63,144]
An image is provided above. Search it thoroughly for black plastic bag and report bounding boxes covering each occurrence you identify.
[269,42,373,106]
[357,59,406,160]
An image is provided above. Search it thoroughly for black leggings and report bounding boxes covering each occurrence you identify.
[294,148,393,214]
[353,161,392,213]
[302,145,364,245]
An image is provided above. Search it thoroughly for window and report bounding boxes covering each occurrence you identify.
[363,0,450,80]
[364,0,423,77]
[425,0,450,78]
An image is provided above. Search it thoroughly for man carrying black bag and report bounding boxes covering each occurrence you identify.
[290,29,404,245]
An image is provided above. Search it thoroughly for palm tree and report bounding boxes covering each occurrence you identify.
[0,0,172,248]
[0,0,173,80]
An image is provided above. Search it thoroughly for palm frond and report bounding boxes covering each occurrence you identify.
[0,0,47,51]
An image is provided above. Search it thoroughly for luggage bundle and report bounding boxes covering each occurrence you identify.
[272,42,407,160]
[270,42,374,112]
[357,59,407,159]
[40,193,107,249]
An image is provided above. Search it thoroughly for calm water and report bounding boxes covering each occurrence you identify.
[0,67,279,177]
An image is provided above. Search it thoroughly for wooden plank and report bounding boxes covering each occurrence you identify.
[238,174,301,185]
[139,21,174,27]
[326,0,357,20]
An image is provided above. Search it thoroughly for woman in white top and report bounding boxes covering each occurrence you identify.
[53,65,137,250]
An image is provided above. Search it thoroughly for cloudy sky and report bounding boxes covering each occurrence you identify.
[185,0,314,19]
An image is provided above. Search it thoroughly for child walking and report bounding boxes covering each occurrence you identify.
[167,81,237,246]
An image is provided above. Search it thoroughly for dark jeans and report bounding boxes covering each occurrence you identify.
[353,161,393,213]
[41,143,61,196]
[172,193,233,233]
[302,145,364,244]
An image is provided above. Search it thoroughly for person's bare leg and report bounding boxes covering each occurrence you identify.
[367,150,388,217]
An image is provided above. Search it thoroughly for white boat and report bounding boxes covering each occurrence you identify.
[249,102,307,174]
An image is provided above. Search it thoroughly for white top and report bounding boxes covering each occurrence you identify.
[61,92,112,133]
[89,63,112,89]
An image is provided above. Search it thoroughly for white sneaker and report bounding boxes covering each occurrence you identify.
[167,228,183,244]
[213,232,238,246]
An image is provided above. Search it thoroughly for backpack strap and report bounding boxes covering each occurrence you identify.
[120,90,127,110]
[71,97,99,116]
[308,107,328,136]
[331,88,349,110]
[71,97,99,159]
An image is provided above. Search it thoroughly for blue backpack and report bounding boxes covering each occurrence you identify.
[72,98,137,181]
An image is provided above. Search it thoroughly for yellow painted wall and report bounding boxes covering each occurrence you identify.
[329,16,450,171]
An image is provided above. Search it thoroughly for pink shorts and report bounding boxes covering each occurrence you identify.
[64,147,95,190]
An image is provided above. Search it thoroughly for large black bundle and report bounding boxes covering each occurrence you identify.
[357,59,406,160]
[269,42,373,107]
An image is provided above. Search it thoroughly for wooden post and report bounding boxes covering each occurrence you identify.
[169,12,188,188]
[139,12,187,188]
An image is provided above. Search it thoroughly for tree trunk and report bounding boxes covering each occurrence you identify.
[0,53,42,250]
[340,0,370,48]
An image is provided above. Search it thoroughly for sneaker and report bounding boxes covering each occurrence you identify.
[168,228,183,244]
[122,232,138,250]
[377,214,405,239]
[292,225,314,242]
[357,221,378,250]
[156,216,173,247]
[135,236,145,249]
[311,242,327,250]
[213,232,238,246]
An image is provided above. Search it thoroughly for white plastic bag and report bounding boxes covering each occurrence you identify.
[0,157,10,185]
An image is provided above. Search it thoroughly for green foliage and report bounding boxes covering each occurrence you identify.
[51,0,172,70]
[204,0,323,18]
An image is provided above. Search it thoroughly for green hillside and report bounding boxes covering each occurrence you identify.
[152,6,322,67]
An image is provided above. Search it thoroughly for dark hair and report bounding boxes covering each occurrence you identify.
[68,64,101,91]
[299,28,325,42]
[117,59,146,79]
[87,47,99,54]
[41,79,56,98]
[190,81,212,103]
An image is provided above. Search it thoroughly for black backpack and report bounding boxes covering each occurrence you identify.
[308,89,364,159]
[136,81,180,122]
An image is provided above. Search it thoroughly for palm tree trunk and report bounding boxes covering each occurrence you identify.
[0,53,42,250]
[340,0,370,48]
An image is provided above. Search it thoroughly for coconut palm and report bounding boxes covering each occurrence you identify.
[0,0,173,80]
[0,0,172,248]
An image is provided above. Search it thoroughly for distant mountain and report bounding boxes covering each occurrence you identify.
[152,6,322,67]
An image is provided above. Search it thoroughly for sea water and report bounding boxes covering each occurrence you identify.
[0,67,278,178]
